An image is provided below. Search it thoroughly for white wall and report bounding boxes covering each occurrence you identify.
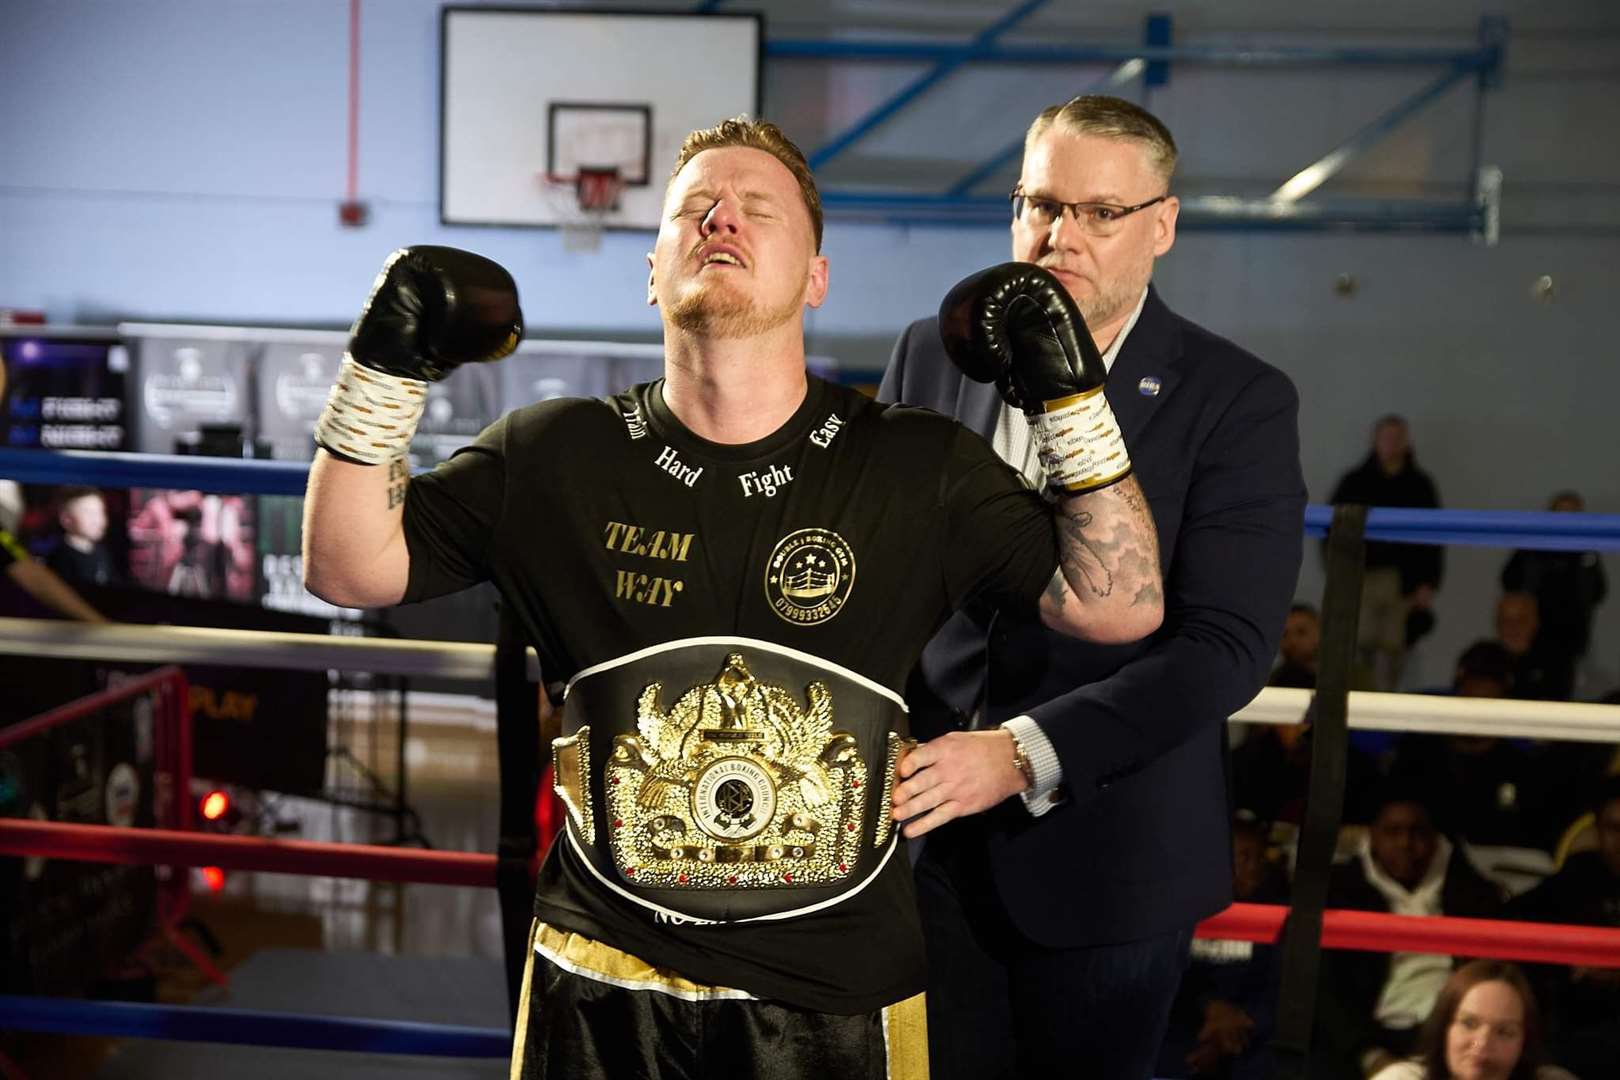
[1,0,1617,689]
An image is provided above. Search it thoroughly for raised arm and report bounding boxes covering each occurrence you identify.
[937,262,1163,644]
[301,246,523,608]
[302,451,412,607]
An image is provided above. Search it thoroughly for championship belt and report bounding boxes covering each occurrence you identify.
[551,638,911,924]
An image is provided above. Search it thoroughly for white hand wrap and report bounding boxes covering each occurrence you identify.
[1031,386,1131,494]
[313,355,428,465]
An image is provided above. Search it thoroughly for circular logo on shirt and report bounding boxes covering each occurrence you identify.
[764,528,856,626]
[692,757,777,842]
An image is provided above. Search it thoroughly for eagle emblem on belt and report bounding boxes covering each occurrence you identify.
[604,652,871,890]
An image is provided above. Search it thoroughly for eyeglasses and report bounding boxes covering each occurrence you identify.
[1010,189,1168,236]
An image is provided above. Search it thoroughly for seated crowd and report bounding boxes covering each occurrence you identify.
[1161,524,1617,1077]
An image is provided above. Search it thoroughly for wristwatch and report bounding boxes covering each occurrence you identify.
[1007,730,1036,791]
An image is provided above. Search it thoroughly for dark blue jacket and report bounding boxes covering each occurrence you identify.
[879,287,1306,945]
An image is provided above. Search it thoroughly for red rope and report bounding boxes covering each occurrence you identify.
[0,665,184,750]
[1201,901,1620,969]
[4,819,1616,968]
[0,820,493,888]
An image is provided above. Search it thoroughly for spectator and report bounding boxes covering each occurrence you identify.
[1529,686,1620,863]
[1501,491,1607,689]
[1311,783,1505,1079]
[1495,591,1575,703]
[1271,602,1320,688]
[1369,960,1576,1080]
[1232,715,1380,827]
[1508,774,1620,1074]
[1156,813,1287,1078]
[1390,642,1543,849]
[45,485,117,586]
[1330,415,1443,690]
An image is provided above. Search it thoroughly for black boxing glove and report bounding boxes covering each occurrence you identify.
[938,262,1130,494]
[938,262,1105,410]
[316,246,523,464]
[349,245,523,381]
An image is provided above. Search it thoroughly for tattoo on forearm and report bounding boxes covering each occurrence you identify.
[387,458,408,511]
[1056,508,1114,599]
[1050,476,1161,607]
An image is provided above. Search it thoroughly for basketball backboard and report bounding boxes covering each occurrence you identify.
[440,8,762,232]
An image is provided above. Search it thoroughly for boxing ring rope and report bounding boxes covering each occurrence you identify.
[1235,686,1620,744]
[3,813,1619,1054]
[5,613,1613,744]
[4,447,1620,1058]
[0,994,509,1057]
[1,819,493,888]
[0,615,541,680]
[3,617,1608,742]
[1200,905,1620,969]
[3,446,1620,548]
[2,817,1618,968]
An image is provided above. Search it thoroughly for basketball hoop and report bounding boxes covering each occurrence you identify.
[541,166,624,253]
[576,167,624,213]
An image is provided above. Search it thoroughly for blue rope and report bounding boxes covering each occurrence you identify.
[0,994,509,1057]
[0,447,312,496]
[1301,505,1620,550]
[1,447,1617,552]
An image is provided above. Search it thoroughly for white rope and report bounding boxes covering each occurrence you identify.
[1235,686,1620,744]
[0,616,540,682]
[117,321,665,359]
[3,617,1613,741]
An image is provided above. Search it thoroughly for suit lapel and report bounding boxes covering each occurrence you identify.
[1104,286,1184,444]
[958,372,1004,439]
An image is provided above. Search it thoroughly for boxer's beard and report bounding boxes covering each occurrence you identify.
[668,277,804,339]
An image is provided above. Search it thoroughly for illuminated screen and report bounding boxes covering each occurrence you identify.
[126,489,258,603]
[0,334,130,451]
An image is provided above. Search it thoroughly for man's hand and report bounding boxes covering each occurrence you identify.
[892,729,1029,838]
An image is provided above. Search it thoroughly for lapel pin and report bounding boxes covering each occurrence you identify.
[1138,376,1162,397]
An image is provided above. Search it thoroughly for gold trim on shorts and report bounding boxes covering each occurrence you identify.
[531,921,758,1002]
[882,991,929,1080]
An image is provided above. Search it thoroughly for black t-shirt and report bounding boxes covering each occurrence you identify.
[401,375,1057,1012]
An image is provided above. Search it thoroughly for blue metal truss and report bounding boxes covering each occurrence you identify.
[770,13,1508,238]
[806,0,1052,171]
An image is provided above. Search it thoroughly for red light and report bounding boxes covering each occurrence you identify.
[201,866,226,892]
[201,791,230,821]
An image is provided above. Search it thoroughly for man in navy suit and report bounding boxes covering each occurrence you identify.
[880,95,1307,1077]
